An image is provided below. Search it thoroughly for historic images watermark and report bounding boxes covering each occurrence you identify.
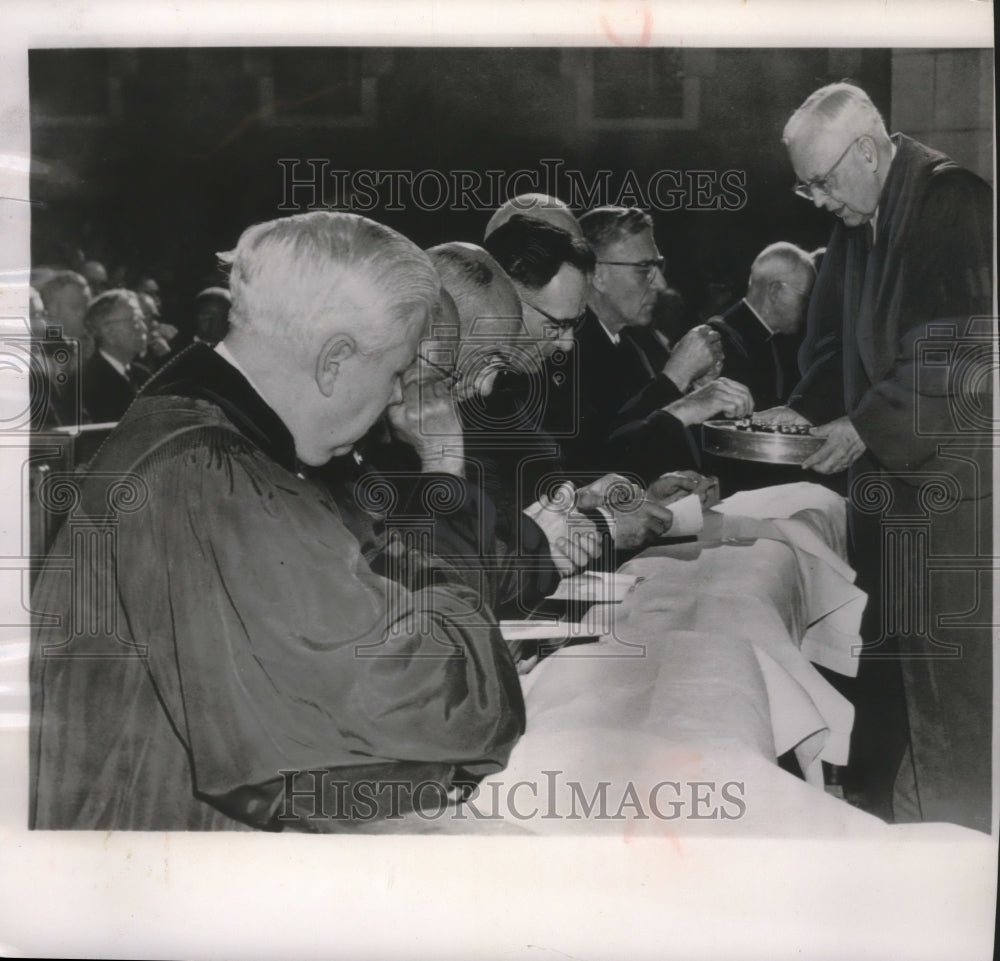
[277,768,748,823]
[276,158,749,213]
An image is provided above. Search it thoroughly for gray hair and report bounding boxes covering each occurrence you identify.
[783,83,889,147]
[426,241,520,335]
[219,211,439,355]
[578,206,654,255]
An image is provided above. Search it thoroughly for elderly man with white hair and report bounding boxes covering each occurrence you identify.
[758,82,993,832]
[30,211,524,832]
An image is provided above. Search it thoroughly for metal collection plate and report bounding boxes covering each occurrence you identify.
[701,419,823,465]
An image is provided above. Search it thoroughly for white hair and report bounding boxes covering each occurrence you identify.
[783,83,889,147]
[219,211,439,355]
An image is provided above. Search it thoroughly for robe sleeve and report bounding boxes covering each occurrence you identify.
[849,170,993,477]
[119,428,524,828]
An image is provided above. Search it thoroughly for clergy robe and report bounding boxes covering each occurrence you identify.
[30,344,523,831]
[552,309,698,485]
[788,134,993,831]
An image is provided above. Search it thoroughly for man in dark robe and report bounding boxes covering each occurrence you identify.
[759,83,993,831]
[30,212,523,832]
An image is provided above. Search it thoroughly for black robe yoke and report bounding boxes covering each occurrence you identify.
[30,345,523,831]
[790,134,994,830]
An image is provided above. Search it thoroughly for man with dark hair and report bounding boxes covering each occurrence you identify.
[31,212,524,832]
[758,82,993,831]
[81,289,151,423]
[483,214,595,373]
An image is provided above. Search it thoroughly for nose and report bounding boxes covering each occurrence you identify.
[649,269,668,293]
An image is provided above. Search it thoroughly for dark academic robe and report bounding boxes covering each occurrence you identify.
[551,309,698,485]
[460,367,618,571]
[709,299,789,410]
[789,134,994,831]
[81,351,150,423]
[30,344,523,831]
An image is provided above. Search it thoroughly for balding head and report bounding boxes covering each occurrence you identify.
[746,242,816,335]
[219,211,440,465]
[426,242,522,399]
[484,194,583,241]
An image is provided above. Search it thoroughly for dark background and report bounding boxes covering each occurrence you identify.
[28,47,992,332]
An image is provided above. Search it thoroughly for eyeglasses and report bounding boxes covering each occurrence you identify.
[415,352,463,389]
[792,137,861,201]
[596,257,665,282]
[521,299,587,339]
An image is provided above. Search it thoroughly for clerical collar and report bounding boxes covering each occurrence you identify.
[742,298,776,338]
[99,348,131,379]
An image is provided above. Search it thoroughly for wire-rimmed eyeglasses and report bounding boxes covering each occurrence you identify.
[792,136,861,201]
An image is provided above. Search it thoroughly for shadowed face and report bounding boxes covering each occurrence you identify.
[593,227,668,328]
[516,263,589,369]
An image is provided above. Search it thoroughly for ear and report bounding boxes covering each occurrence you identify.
[590,264,609,294]
[857,135,878,168]
[315,334,356,397]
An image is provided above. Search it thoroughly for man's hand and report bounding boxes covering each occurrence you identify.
[662,324,724,393]
[753,405,812,427]
[645,470,700,505]
[611,498,675,550]
[387,379,466,476]
[574,473,643,512]
[801,416,866,474]
[648,470,718,508]
[663,377,753,426]
[523,482,602,576]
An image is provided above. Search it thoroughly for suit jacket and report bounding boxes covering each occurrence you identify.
[709,299,791,411]
[551,309,698,484]
[81,352,150,424]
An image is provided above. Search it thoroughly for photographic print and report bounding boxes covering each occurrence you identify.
[1,2,996,958]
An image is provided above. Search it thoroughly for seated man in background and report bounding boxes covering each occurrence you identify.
[135,290,180,369]
[568,206,752,483]
[38,270,92,361]
[81,289,151,423]
[468,226,705,561]
[192,286,233,345]
[31,211,524,832]
[708,241,815,412]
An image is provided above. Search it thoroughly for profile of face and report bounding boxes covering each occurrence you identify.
[516,263,589,370]
[765,273,813,335]
[592,227,668,328]
[787,121,882,228]
[99,300,148,363]
[315,283,427,462]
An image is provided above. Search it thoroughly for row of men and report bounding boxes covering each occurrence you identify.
[29,271,232,426]
[30,82,993,832]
